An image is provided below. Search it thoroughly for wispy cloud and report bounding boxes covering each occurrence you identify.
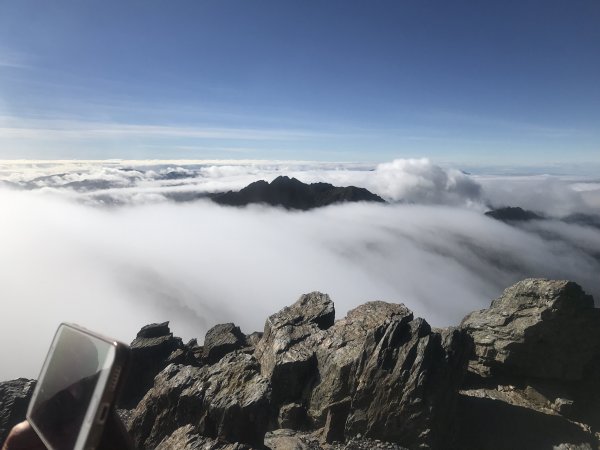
[0,116,335,142]
[0,49,32,69]
[0,162,599,380]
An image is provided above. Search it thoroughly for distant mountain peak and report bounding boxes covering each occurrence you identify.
[210,177,385,210]
[485,206,543,222]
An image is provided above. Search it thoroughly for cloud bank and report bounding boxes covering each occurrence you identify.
[1,159,599,380]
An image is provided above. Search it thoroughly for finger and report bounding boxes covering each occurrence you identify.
[2,421,47,450]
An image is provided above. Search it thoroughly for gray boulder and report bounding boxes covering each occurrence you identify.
[461,278,600,380]
[458,279,600,449]
[308,301,413,426]
[255,293,470,448]
[119,321,185,408]
[157,424,254,449]
[128,352,271,449]
[254,292,334,406]
[344,317,471,448]
[203,323,247,364]
[0,378,36,445]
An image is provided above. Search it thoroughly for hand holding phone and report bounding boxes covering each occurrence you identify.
[3,412,131,450]
[22,323,131,450]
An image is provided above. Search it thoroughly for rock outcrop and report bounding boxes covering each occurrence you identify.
[203,323,247,364]
[461,279,599,380]
[254,292,335,407]
[458,279,600,449]
[129,353,271,449]
[253,293,470,448]
[2,279,599,450]
[119,321,187,409]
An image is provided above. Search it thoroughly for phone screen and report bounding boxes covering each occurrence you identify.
[28,324,116,450]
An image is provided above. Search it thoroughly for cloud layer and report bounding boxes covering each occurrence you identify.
[1,159,599,380]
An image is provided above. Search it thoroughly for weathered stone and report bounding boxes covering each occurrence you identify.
[246,332,263,348]
[278,403,309,430]
[461,278,600,380]
[264,429,322,450]
[4,280,598,450]
[457,279,600,449]
[119,321,184,408]
[322,398,351,444]
[0,378,36,445]
[308,302,412,425]
[137,321,171,338]
[166,348,188,365]
[156,424,254,449]
[255,292,334,406]
[203,323,247,364]
[344,317,471,448]
[129,352,271,449]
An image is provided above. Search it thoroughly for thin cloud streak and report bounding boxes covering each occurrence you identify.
[0,118,334,141]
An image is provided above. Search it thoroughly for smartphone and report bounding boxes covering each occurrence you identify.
[26,323,130,450]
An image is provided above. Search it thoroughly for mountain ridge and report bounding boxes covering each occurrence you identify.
[210,176,386,210]
[2,278,599,449]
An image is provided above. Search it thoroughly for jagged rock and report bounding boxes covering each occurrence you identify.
[137,321,172,338]
[186,338,205,363]
[3,280,599,449]
[264,429,323,450]
[344,317,471,448]
[119,321,185,408]
[308,302,413,425]
[278,403,308,430]
[333,437,409,450]
[255,294,469,447]
[128,352,271,449]
[255,292,334,406]
[157,424,253,449]
[263,430,409,450]
[203,323,247,364]
[0,378,36,445]
[460,278,600,380]
[246,332,263,348]
[458,279,600,449]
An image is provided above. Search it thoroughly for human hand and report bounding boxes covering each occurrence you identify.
[2,412,133,450]
[1,421,46,450]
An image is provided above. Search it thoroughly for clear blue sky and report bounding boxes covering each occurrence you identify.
[0,0,598,165]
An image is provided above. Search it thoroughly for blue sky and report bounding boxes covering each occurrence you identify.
[0,0,598,165]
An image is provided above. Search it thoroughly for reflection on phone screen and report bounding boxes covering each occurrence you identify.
[28,326,115,450]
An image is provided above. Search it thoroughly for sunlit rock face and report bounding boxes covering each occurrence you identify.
[2,279,600,449]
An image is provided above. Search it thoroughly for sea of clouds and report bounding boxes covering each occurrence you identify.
[1,158,599,379]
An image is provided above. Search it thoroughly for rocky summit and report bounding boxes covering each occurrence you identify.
[210,176,386,210]
[2,279,600,449]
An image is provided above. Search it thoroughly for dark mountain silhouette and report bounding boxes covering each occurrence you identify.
[210,176,385,210]
[563,213,600,230]
[485,206,543,222]
[486,207,600,231]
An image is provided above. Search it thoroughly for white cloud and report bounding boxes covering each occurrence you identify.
[0,160,599,380]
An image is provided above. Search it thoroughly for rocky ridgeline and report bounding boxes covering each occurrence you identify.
[2,279,600,449]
